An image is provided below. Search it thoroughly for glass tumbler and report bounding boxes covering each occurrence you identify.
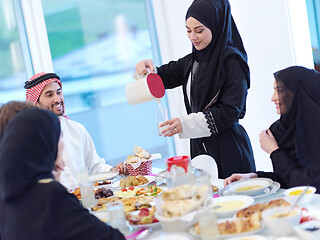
[107,201,128,233]
[156,107,169,136]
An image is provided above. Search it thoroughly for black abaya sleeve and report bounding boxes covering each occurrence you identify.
[203,57,247,134]
[157,54,193,89]
[270,149,320,192]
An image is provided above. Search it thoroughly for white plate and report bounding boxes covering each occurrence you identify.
[189,222,264,239]
[149,233,192,240]
[226,235,268,240]
[211,179,225,193]
[225,178,273,196]
[89,171,119,182]
[210,195,254,218]
[220,181,280,199]
[111,175,156,188]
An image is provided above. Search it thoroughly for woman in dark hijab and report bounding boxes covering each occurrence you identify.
[135,0,255,178]
[225,66,320,192]
[0,108,124,240]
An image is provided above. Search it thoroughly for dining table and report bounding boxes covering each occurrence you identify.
[124,168,320,240]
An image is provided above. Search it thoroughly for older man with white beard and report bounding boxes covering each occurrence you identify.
[24,72,126,190]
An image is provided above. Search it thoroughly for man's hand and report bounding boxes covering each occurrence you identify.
[111,162,129,175]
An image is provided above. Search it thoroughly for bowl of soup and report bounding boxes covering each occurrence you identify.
[262,206,301,236]
[227,178,273,196]
[209,195,254,218]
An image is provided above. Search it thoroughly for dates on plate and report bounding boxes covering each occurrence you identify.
[95,188,113,199]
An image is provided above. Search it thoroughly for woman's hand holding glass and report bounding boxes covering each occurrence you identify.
[259,129,279,154]
[159,117,183,137]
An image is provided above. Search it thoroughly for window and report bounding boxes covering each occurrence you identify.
[306,0,320,71]
[0,0,31,102]
[41,0,174,168]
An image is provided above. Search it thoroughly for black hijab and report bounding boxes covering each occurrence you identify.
[270,66,320,169]
[0,108,60,201]
[186,0,249,112]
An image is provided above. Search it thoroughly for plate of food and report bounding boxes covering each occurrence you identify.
[235,198,291,220]
[209,195,254,218]
[126,206,160,229]
[90,195,153,213]
[71,187,114,200]
[111,175,155,188]
[211,179,224,194]
[189,214,263,239]
[89,171,119,182]
[114,185,163,198]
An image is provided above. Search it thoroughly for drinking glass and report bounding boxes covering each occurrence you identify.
[78,167,96,208]
[199,208,220,239]
[107,201,128,233]
[156,107,169,136]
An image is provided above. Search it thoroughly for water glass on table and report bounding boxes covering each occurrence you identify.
[199,208,220,239]
[78,167,96,208]
[107,201,128,234]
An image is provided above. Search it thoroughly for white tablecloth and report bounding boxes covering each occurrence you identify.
[142,182,320,240]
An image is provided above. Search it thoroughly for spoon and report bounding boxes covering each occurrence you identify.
[136,228,152,240]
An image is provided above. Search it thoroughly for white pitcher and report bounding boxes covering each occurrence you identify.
[125,72,165,105]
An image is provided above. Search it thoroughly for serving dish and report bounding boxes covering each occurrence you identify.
[189,219,264,239]
[111,175,156,188]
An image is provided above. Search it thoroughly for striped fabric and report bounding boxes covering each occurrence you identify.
[26,72,62,105]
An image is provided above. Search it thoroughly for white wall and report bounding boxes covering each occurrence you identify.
[152,0,313,171]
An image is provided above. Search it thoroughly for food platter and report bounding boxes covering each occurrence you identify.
[220,181,280,199]
[111,175,156,188]
[126,210,160,230]
[189,221,264,239]
[89,171,119,182]
[114,185,163,198]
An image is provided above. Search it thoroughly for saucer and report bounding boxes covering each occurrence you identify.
[219,181,280,199]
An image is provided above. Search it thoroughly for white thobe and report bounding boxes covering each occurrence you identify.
[59,117,112,190]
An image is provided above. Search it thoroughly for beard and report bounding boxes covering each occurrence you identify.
[37,101,65,116]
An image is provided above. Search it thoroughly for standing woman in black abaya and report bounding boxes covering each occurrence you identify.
[135,0,256,178]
